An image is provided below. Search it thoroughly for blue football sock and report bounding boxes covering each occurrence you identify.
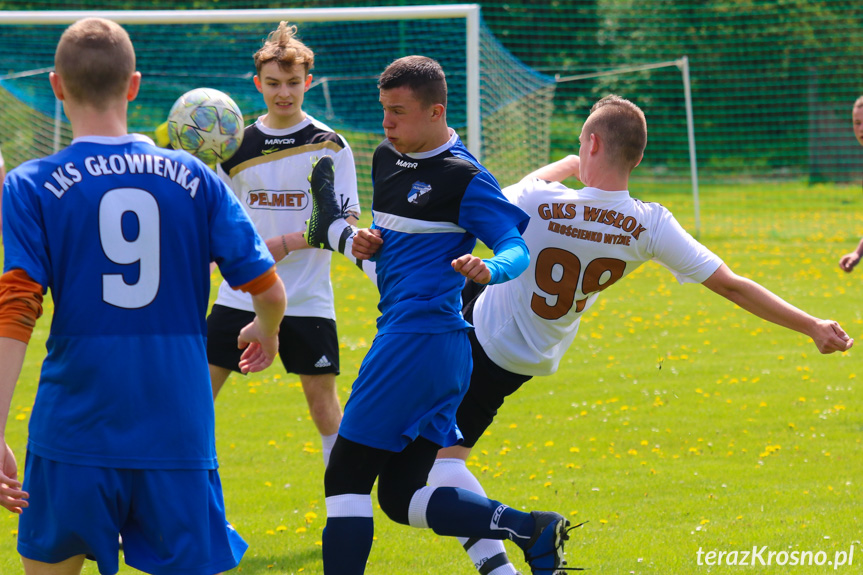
[424,486,536,545]
[322,516,373,575]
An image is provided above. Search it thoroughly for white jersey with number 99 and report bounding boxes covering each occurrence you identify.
[472,176,723,377]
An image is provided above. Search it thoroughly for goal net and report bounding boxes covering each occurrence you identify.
[0,6,555,203]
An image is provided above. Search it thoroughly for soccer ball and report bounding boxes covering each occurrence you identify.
[167,88,244,164]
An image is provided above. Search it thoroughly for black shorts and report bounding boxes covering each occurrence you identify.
[457,282,533,448]
[206,304,340,375]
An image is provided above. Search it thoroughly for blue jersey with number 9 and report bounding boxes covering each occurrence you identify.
[2,134,274,469]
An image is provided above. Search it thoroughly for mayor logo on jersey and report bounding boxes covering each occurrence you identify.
[407,181,432,206]
[246,189,308,210]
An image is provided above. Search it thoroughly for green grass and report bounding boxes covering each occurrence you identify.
[2,181,863,573]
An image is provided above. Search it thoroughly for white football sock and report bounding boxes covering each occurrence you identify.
[327,219,353,254]
[328,220,378,288]
[321,432,338,468]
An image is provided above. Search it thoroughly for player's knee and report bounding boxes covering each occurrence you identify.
[376,482,414,526]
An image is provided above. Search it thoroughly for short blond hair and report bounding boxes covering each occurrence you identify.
[55,18,135,108]
[854,95,863,110]
[584,95,647,171]
[254,22,314,75]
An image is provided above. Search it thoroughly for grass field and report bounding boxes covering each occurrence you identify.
[1,180,862,574]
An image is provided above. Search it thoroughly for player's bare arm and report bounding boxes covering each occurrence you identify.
[702,263,853,354]
[352,227,383,260]
[238,276,287,373]
[527,154,581,182]
[0,337,29,514]
[266,232,310,262]
[452,254,492,284]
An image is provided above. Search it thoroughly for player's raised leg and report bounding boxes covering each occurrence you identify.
[305,155,377,286]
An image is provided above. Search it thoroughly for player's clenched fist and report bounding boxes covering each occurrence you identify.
[452,254,492,284]
[352,228,383,260]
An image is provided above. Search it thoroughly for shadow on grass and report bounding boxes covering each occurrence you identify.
[234,548,322,574]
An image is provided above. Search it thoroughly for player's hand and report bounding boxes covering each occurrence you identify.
[452,254,492,284]
[810,319,854,354]
[838,252,860,272]
[352,228,383,260]
[237,319,279,373]
[0,442,27,514]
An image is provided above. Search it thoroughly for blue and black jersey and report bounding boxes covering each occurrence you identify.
[369,131,528,335]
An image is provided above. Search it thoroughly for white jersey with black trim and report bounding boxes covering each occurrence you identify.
[214,115,359,319]
[473,177,723,377]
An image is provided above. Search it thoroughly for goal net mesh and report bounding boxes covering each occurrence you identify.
[0,15,555,203]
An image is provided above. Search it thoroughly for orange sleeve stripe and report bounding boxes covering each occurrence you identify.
[236,266,278,295]
[0,269,44,343]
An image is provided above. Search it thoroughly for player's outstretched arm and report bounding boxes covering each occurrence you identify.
[351,227,383,260]
[238,276,287,374]
[702,264,854,354]
[0,337,29,514]
[526,154,581,183]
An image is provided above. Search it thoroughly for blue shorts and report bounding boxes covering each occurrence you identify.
[18,454,248,575]
[339,330,472,451]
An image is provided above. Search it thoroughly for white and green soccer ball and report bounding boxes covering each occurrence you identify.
[167,87,244,164]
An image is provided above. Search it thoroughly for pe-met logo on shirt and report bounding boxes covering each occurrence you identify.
[247,189,307,210]
[407,181,432,207]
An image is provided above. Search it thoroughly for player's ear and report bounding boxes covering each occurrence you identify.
[632,152,644,169]
[430,103,445,122]
[304,74,313,91]
[589,132,600,154]
[127,72,142,102]
[253,75,263,94]
[49,71,64,101]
